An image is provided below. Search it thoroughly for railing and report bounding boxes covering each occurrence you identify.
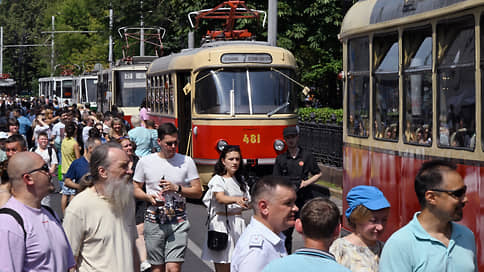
[298,120,343,168]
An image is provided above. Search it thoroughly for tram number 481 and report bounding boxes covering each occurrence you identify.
[242,134,260,144]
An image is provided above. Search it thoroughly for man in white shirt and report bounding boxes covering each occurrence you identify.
[133,122,202,272]
[231,176,298,272]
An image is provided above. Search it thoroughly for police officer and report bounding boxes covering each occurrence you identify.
[273,126,322,253]
[231,176,298,272]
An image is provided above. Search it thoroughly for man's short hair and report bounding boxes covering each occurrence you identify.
[157,123,178,140]
[89,142,122,181]
[415,160,457,207]
[6,134,26,150]
[38,131,49,139]
[300,198,340,240]
[131,115,141,127]
[7,118,19,127]
[250,176,294,210]
[86,136,101,149]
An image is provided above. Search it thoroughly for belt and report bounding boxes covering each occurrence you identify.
[216,211,242,216]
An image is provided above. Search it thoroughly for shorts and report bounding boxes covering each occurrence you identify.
[61,181,76,195]
[144,220,190,265]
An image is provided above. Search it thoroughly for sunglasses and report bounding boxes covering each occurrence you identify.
[24,163,50,176]
[428,185,467,198]
[164,141,178,147]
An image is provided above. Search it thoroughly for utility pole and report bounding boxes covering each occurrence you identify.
[1,26,3,75]
[51,16,55,76]
[140,0,145,56]
[268,0,277,46]
[109,3,113,68]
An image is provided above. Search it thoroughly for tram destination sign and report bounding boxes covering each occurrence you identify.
[221,53,272,64]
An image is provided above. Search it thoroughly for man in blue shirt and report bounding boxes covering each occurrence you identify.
[263,198,350,272]
[379,160,477,272]
[63,137,102,192]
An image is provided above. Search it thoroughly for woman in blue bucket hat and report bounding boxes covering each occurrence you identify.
[329,185,390,272]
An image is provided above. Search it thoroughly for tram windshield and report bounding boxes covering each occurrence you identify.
[115,71,146,107]
[195,68,297,115]
[83,78,97,103]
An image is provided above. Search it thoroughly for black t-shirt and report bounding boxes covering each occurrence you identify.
[272,146,320,187]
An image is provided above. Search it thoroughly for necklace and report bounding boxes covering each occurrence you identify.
[0,189,9,193]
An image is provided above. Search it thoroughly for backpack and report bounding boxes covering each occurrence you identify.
[0,205,59,242]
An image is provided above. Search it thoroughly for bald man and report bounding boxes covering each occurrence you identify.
[0,152,75,271]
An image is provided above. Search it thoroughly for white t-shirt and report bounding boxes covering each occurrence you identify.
[133,152,199,223]
[34,147,58,168]
[51,122,65,147]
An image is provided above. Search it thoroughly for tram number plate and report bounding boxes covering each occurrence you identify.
[243,134,260,144]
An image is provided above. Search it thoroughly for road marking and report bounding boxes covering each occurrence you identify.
[187,238,215,271]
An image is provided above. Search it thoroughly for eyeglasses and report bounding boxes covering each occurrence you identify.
[164,141,178,147]
[24,163,50,176]
[428,185,467,199]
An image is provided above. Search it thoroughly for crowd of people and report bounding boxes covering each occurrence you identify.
[0,95,478,272]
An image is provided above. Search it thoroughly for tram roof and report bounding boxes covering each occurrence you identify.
[147,41,296,75]
[340,0,482,39]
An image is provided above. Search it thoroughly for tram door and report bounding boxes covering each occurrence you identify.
[177,72,192,155]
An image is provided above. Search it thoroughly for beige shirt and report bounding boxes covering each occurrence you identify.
[63,187,137,272]
[329,237,384,272]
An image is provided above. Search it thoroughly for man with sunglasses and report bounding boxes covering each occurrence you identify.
[0,152,75,271]
[380,160,476,272]
[133,122,202,272]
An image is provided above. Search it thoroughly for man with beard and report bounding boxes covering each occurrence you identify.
[379,160,476,271]
[63,142,140,272]
[231,176,299,272]
[133,122,202,272]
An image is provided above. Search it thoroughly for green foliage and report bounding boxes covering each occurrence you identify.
[298,107,343,124]
[0,0,352,97]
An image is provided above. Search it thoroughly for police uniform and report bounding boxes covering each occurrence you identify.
[231,217,287,272]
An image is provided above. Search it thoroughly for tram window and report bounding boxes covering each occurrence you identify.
[154,76,160,113]
[347,37,370,137]
[403,26,432,145]
[437,16,475,150]
[373,33,399,141]
[168,75,174,114]
[116,71,146,108]
[163,74,169,113]
[194,68,296,115]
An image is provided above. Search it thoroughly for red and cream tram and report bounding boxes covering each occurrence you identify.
[146,41,299,184]
[341,0,484,269]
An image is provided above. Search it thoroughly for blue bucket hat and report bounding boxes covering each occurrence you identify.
[345,185,390,219]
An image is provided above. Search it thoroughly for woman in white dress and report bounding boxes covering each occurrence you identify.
[202,145,250,272]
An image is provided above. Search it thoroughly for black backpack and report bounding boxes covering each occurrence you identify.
[0,205,59,242]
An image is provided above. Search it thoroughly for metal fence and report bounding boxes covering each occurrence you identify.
[298,120,343,168]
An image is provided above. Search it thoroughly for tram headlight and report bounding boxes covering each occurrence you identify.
[217,140,228,152]
[274,139,285,151]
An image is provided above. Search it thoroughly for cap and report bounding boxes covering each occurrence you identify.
[0,132,8,140]
[345,185,390,219]
[283,126,299,137]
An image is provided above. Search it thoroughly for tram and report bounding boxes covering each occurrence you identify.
[73,74,97,110]
[96,56,157,120]
[97,26,163,121]
[146,1,300,184]
[38,76,75,105]
[340,0,484,268]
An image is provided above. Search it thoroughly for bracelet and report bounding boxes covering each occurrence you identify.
[177,185,182,194]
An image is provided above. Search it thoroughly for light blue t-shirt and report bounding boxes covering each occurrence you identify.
[128,127,155,157]
[379,212,477,272]
[263,248,351,272]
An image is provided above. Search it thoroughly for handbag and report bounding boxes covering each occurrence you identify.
[206,181,230,251]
